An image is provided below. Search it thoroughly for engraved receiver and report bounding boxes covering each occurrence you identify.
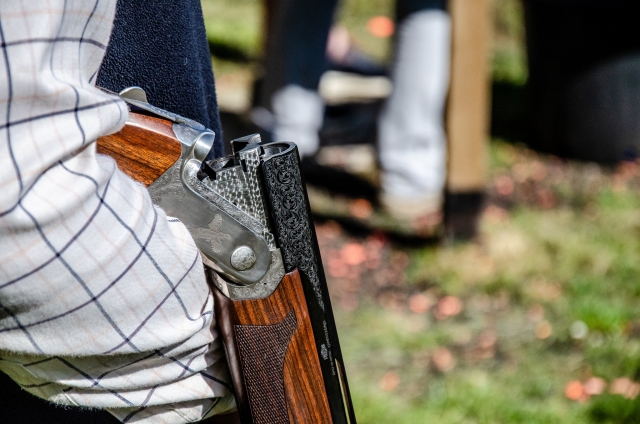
[97,87,357,424]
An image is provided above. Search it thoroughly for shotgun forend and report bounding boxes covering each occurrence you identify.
[98,87,357,424]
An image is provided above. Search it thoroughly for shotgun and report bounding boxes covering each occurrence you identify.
[97,87,357,424]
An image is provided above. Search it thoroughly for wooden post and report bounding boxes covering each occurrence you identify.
[445,0,492,239]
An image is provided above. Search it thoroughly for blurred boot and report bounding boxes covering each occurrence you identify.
[271,84,324,157]
[378,9,451,223]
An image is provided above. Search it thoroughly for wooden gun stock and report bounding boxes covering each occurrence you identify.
[97,110,352,424]
[97,112,181,187]
[210,268,332,424]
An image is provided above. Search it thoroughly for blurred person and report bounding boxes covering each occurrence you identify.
[524,0,640,163]
[0,0,237,423]
[257,0,451,225]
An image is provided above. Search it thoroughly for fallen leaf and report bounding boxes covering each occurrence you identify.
[496,175,514,196]
[535,321,552,339]
[349,198,373,219]
[380,371,400,391]
[436,296,463,318]
[367,16,395,38]
[565,380,585,401]
[610,377,640,399]
[433,347,455,372]
[342,243,366,266]
[583,377,606,396]
[408,293,433,314]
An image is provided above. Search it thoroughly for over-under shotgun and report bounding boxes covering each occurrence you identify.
[97,87,357,424]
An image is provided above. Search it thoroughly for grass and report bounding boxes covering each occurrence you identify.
[322,141,640,423]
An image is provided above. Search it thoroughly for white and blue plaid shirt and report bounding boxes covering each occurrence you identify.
[0,0,235,422]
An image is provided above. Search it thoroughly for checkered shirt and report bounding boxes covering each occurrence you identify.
[0,1,235,422]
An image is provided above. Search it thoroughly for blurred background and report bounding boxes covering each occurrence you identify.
[202,0,640,422]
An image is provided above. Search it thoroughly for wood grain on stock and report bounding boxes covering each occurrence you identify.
[96,112,181,186]
[211,269,333,424]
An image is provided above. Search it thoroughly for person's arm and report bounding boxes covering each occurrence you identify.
[0,1,233,422]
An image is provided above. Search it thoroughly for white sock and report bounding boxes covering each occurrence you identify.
[378,10,451,201]
[271,84,324,157]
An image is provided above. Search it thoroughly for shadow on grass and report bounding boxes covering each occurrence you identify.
[312,214,441,247]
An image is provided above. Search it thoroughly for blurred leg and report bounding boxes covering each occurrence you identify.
[258,0,339,156]
[378,6,451,219]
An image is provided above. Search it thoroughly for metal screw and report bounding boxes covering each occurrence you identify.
[230,246,256,271]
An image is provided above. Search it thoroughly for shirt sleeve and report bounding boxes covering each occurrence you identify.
[0,1,235,422]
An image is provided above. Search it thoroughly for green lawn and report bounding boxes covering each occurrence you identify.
[320,141,640,423]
